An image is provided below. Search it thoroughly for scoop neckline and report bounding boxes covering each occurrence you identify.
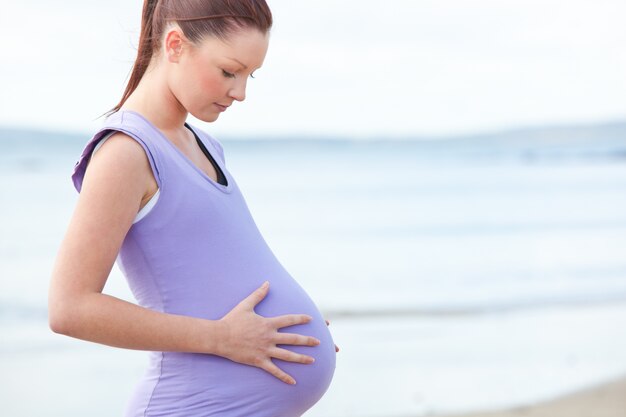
[119,109,233,194]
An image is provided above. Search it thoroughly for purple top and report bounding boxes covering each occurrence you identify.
[71,110,336,417]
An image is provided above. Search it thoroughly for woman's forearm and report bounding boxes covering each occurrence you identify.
[49,292,226,355]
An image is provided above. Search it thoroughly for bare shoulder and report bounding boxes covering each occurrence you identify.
[89,131,150,173]
[87,131,158,199]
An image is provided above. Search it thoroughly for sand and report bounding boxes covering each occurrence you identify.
[438,375,626,417]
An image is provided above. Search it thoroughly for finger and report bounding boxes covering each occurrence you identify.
[261,360,296,385]
[275,332,320,347]
[325,319,330,326]
[335,344,340,352]
[270,314,312,329]
[270,347,315,364]
[240,281,270,309]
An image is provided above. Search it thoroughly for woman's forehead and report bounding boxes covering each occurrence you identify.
[202,27,268,49]
[199,29,268,66]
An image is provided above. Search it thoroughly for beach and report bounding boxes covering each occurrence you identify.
[439,375,626,417]
[2,128,626,416]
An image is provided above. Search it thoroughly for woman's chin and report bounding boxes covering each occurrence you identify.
[193,110,220,123]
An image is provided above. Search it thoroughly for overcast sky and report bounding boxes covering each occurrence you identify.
[1,0,625,139]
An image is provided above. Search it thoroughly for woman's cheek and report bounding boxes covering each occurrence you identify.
[199,71,227,97]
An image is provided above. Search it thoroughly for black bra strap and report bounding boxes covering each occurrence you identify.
[184,123,228,186]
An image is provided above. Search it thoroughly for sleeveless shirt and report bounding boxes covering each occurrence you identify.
[70,110,337,417]
[90,122,227,224]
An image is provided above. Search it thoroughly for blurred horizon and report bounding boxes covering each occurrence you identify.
[2,117,625,143]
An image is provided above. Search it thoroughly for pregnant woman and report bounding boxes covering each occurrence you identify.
[47,1,338,416]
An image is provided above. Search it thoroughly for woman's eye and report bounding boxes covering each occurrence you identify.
[222,69,256,79]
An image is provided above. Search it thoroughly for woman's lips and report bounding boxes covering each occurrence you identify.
[215,103,229,112]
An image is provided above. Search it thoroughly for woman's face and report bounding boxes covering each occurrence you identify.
[166,25,269,123]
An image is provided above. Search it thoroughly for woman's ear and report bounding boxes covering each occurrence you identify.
[164,26,188,63]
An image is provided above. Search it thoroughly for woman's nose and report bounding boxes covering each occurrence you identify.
[228,80,247,102]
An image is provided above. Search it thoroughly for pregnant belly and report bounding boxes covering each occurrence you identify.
[133,271,337,417]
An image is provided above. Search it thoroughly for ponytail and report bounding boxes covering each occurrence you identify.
[100,0,160,119]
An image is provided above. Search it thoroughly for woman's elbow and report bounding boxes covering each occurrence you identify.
[48,301,70,335]
[48,291,79,335]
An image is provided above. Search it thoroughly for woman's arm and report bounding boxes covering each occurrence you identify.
[48,132,317,385]
[48,132,220,352]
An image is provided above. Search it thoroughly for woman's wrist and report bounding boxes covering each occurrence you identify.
[196,317,229,356]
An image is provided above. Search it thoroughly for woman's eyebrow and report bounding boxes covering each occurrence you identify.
[226,57,248,69]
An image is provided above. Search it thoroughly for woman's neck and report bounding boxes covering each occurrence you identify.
[121,65,188,133]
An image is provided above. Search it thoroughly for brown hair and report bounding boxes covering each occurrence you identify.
[100,0,272,119]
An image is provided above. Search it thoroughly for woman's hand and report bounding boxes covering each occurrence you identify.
[325,319,340,352]
[216,281,321,385]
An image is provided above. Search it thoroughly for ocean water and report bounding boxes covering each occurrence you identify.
[1,126,626,416]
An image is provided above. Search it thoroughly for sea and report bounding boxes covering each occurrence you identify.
[1,121,626,417]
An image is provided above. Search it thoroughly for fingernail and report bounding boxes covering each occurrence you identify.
[262,281,269,288]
